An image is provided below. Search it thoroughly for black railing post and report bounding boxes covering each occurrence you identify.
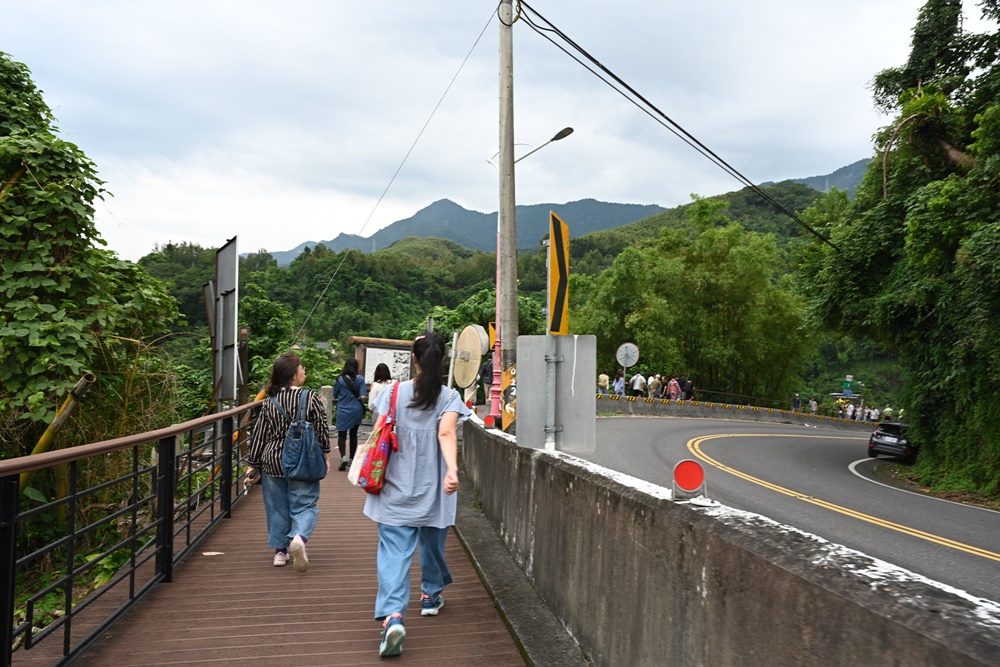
[221,416,234,518]
[0,475,18,667]
[156,435,176,583]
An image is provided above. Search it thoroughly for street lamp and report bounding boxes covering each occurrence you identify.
[488,126,574,427]
[485,128,574,169]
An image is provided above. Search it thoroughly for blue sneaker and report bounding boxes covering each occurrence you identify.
[379,614,405,657]
[420,593,444,616]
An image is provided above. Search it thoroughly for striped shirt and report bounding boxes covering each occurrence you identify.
[247,387,330,477]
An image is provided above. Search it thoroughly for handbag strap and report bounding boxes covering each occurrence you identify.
[269,396,291,423]
[386,382,400,425]
[295,389,310,421]
[269,389,308,424]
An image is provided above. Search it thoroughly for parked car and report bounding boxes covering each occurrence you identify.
[868,422,918,464]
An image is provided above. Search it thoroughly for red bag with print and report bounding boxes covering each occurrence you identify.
[350,382,399,494]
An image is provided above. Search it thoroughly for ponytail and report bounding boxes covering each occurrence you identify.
[410,331,446,410]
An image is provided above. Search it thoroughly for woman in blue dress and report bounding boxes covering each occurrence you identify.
[334,357,368,471]
[365,331,470,657]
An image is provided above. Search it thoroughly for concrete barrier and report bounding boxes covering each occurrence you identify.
[462,422,1000,667]
[596,394,874,431]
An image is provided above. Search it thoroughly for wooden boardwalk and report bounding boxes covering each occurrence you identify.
[70,458,526,666]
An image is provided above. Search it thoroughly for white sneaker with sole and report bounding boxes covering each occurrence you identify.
[379,615,405,657]
[273,551,288,567]
[289,534,308,572]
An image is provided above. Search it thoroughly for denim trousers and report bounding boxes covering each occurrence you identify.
[375,523,453,619]
[261,473,320,549]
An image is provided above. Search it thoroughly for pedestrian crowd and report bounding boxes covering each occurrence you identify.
[245,331,469,658]
[834,402,903,422]
[598,369,695,401]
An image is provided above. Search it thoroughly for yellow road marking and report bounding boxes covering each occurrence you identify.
[688,434,1000,563]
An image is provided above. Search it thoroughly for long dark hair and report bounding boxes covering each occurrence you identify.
[266,352,301,397]
[410,331,446,410]
[339,357,359,381]
[373,362,391,383]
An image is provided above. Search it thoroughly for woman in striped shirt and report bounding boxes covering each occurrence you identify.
[246,352,330,571]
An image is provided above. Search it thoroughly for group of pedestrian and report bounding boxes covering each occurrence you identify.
[245,330,469,658]
[791,394,819,415]
[597,369,628,396]
[598,370,694,400]
[835,402,903,422]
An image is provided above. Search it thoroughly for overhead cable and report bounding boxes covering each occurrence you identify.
[517,1,839,251]
[291,7,498,345]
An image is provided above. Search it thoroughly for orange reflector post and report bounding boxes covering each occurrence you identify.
[484,415,495,429]
[673,459,706,500]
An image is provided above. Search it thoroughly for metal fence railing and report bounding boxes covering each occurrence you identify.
[0,401,261,667]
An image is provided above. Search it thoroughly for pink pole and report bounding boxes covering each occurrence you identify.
[490,226,503,424]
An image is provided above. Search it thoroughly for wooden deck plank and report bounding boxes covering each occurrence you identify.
[67,461,526,667]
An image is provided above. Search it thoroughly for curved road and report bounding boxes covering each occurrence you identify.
[588,416,1000,603]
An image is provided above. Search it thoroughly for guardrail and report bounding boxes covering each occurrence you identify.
[595,393,877,431]
[0,401,262,667]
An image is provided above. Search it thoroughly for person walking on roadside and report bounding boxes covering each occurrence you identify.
[364,331,471,658]
[334,358,368,471]
[245,352,330,572]
[647,374,662,399]
[612,370,625,396]
[793,393,802,412]
[666,375,681,400]
[597,369,610,395]
[682,377,694,401]
[809,397,818,415]
[629,371,646,397]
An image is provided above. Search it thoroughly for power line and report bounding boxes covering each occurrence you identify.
[517,1,839,252]
[290,7,498,345]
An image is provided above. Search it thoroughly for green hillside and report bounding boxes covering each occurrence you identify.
[570,181,821,273]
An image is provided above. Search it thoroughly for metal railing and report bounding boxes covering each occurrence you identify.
[0,401,262,667]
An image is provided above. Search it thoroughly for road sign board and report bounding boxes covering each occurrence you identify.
[548,211,569,335]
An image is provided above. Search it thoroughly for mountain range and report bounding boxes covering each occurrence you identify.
[268,159,870,266]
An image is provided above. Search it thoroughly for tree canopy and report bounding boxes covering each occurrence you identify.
[802,1,1000,493]
[573,196,814,401]
[0,52,179,458]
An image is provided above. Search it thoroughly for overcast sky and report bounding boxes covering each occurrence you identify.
[4,1,983,261]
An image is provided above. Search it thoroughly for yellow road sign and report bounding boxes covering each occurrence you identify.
[548,211,569,335]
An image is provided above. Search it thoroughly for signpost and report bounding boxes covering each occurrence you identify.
[543,212,570,449]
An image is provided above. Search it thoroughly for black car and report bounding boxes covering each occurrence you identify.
[868,422,918,464]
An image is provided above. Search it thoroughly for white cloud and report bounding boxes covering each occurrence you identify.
[3,0,970,261]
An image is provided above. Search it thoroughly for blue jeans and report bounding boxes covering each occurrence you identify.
[261,473,321,549]
[375,524,453,619]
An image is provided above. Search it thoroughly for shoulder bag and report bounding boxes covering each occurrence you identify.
[348,382,399,493]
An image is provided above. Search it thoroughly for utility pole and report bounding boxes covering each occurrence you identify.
[497,0,518,433]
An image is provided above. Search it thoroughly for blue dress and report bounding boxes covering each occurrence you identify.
[334,375,367,432]
[364,381,471,528]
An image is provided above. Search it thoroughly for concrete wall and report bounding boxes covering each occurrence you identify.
[462,423,1000,667]
[596,393,874,431]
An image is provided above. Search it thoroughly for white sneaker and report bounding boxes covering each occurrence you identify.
[289,534,309,572]
[273,551,288,567]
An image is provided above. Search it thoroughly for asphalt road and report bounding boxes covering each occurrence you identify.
[588,416,1000,603]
